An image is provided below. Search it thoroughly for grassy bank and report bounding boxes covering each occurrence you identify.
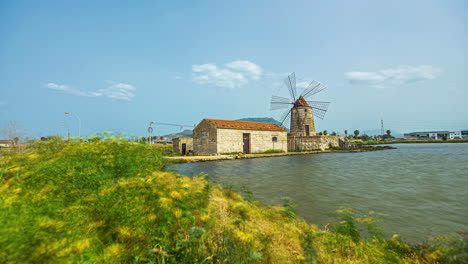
[359,139,468,145]
[1,140,465,263]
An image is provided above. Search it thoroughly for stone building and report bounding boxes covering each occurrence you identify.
[172,137,193,155]
[193,119,287,155]
[290,96,316,136]
[287,96,357,151]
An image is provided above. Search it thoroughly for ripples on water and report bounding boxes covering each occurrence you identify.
[172,143,468,242]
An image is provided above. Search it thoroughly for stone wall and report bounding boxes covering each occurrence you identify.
[288,135,357,151]
[193,120,218,154]
[172,137,193,155]
[217,129,288,154]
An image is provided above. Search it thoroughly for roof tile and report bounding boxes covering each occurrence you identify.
[205,119,287,132]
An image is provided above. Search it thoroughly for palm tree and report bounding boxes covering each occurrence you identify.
[344,130,348,137]
[354,130,360,138]
[386,130,391,136]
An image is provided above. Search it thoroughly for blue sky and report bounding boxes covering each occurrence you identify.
[1,0,467,138]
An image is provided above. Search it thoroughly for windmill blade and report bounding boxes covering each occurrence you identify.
[308,100,330,120]
[308,101,330,110]
[270,95,292,110]
[284,72,297,102]
[301,81,327,99]
[270,103,291,110]
[279,108,292,128]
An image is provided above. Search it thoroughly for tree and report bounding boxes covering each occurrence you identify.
[323,130,328,135]
[386,130,391,136]
[344,130,348,137]
[354,130,360,138]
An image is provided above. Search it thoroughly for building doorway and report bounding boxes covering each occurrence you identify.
[243,133,250,154]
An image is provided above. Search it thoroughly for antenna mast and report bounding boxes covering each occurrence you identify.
[381,119,384,136]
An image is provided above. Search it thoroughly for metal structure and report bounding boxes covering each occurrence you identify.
[64,112,81,138]
[146,121,195,144]
[381,119,384,136]
[270,72,330,132]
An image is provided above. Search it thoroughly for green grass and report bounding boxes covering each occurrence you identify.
[1,139,465,263]
[256,149,286,154]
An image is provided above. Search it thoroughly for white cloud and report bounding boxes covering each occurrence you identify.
[345,65,442,88]
[45,82,136,101]
[192,60,263,89]
[93,82,136,101]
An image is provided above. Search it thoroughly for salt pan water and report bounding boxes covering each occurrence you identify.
[171,143,468,242]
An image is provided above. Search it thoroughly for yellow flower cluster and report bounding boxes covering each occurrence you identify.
[234,230,254,243]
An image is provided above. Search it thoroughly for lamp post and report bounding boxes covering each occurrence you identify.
[148,121,154,144]
[64,112,81,138]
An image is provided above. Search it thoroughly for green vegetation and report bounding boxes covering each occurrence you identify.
[1,139,465,263]
[256,149,286,154]
[358,139,468,145]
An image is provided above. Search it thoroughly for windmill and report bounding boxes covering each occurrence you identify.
[270,72,330,137]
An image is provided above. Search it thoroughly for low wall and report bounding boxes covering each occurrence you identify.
[287,135,357,151]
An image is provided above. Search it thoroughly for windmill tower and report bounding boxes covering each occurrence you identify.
[271,73,330,136]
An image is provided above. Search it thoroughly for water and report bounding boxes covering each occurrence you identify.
[171,143,468,242]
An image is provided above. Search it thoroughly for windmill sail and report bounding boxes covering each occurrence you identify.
[284,73,297,102]
[270,72,330,131]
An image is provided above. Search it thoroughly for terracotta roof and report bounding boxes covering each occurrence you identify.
[295,96,309,107]
[204,119,287,132]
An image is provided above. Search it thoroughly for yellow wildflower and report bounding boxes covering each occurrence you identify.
[74,239,90,251]
[199,214,210,222]
[174,208,183,218]
[104,243,123,257]
[296,254,305,260]
[147,214,157,221]
[169,190,182,200]
[159,197,172,209]
[234,230,254,242]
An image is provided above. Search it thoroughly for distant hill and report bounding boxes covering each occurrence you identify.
[236,117,284,127]
[163,129,193,140]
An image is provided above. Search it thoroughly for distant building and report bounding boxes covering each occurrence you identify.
[193,119,288,155]
[449,131,462,140]
[0,140,14,148]
[404,130,468,140]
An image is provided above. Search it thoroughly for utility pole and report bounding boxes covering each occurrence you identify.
[64,112,81,138]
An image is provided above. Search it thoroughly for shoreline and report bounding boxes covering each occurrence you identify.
[165,145,395,163]
[359,139,468,145]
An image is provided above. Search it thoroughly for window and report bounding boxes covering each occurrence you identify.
[272,136,278,142]
[201,132,208,139]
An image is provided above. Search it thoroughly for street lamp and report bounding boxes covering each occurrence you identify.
[148,121,154,144]
[64,112,81,138]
